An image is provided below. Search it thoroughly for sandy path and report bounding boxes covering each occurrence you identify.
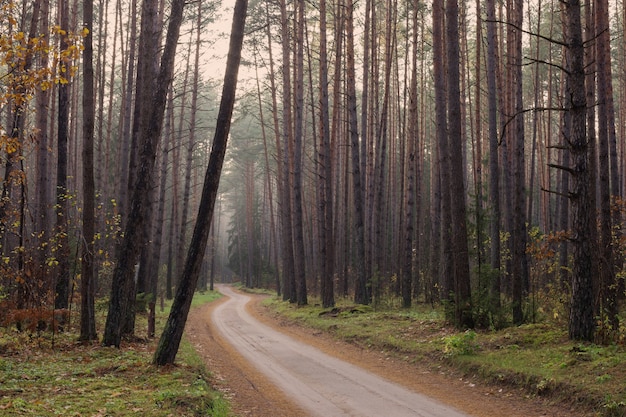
[211,284,467,417]
[185,285,589,417]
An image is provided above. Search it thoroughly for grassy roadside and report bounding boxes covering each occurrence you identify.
[263,296,626,417]
[0,291,228,417]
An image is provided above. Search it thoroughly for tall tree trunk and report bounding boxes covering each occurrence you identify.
[254,52,281,295]
[317,0,334,308]
[292,0,307,305]
[433,0,453,311]
[486,0,501,310]
[80,0,98,341]
[346,0,369,305]
[175,31,195,286]
[120,0,161,336]
[595,0,619,334]
[371,0,394,302]
[401,4,419,309]
[446,0,474,328]
[472,0,483,282]
[117,0,138,221]
[165,90,179,300]
[103,0,186,347]
[508,0,527,325]
[154,0,248,364]
[264,0,284,297]
[54,0,71,310]
[279,0,296,302]
[244,160,255,287]
[34,0,50,282]
[565,0,595,342]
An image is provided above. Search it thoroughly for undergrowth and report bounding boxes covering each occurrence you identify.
[0,291,228,416]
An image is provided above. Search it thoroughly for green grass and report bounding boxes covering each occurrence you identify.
[0,290,228,417]
[264,296,626,417]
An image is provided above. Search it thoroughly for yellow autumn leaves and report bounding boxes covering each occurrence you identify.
[1,4,87,153]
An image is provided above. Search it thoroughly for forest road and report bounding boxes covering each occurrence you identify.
[210,284,467,417]
[186,285,586,417]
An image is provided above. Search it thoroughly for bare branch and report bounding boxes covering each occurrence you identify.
[541,187,571,199]
[498,107,566,145]
[484,18,568,47]
[524,57,568,74]
[547,163,575,175]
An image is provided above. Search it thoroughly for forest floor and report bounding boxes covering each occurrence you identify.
[186,286,620,417]
[0,292,229,417]
[1,287,623,416]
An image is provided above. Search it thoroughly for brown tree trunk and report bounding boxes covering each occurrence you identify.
[80,0,98,341]
[117,0,137,221]
[317,0,334,308]
[565,0,595,342]
[174,30,194,287]
[401,3,419,308]
[254,52,281,295]
[34,0,50,281]
[595,0,619,334]
[279,0,296,302]
[154,0,248,364]
[508,0,527,325]
[292,0,307,305]
[54,0,71,310]
[103,0,186,347]
[346,0,369,305]
[446,0,474,329]
[486,0,501,310]
[433,0,453,311]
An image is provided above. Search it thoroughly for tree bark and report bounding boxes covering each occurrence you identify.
[595,0,619,334]
[565,0,595,342]
[486,0,501,310]
[54,0,71,310]
[317,0,334,308]
[446,0,473,328]
[401,4,419,309]
[279,0,296,303]
[292,0,307,305]
[154,0,248,364]
[103,0,186,347]
[346,0,369,305]
[433,0,453,311]
[80,0,98,341]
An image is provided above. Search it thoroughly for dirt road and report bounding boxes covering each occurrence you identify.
[185,285,587,417]
[211,284,467,417]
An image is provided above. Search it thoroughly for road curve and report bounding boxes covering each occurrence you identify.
[211,284,470,417]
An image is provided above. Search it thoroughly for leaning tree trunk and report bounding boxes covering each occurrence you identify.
[154,0,248,364]
[102,0,186,347]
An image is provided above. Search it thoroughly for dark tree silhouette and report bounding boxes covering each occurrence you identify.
[153,0,249,365]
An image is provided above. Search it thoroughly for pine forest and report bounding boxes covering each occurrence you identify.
[2,0,626,359]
